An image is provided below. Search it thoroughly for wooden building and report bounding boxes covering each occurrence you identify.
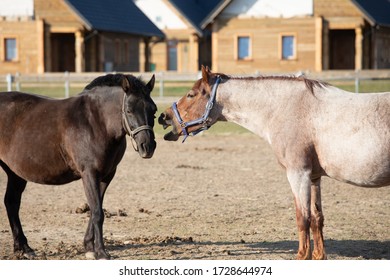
[134,0,226,73]
[1,0,388,75]
[204,0,390,73]
[316,0,390,70]
[0,0,163,74]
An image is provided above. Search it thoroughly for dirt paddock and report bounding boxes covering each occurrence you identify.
[0,134,389,260]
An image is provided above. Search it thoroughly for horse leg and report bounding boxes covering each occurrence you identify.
[310,178,327,260]
[82,169,115,260]
[287,169,312,260]
[3,170,34,258]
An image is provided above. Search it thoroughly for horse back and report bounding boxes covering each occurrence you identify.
[0,91,67,142]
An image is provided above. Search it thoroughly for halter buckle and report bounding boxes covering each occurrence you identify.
[205,101,213,110]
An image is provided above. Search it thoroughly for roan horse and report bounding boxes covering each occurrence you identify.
[0,73,157,259]
[159,66,390,260]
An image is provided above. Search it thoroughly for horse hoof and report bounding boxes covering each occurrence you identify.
[14,247,36,259]
[85,252,97,260]
[97,252,111,260]
[23,251,36,260]
[313,252,327,260]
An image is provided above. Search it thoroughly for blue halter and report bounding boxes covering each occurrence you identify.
[171,76,221,143]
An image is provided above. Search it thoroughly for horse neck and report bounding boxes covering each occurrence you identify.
[216,78,299,142]
[83,88,125,139]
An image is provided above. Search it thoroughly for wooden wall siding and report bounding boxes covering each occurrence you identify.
[149,42,167,71]
[149,29,199,72]
[314,0,362,18]
[151,40,194,72]
[375,28,390,69]
[34,0,83,32]
[213,17,317,73]
[0,19,44,74]
[84,35,98,72]
[99,33,141,72]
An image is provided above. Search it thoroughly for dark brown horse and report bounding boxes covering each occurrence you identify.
[0,73,157,259]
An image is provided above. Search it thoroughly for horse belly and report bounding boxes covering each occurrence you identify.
[3,144,80,185]
[318,143,390,187]
[10,162,79,185]
[325,164,390,187]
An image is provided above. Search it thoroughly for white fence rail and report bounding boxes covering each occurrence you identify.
[1,71,201,98]
[1,70,390,98]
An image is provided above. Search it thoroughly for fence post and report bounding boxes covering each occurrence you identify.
[64,71,70,98]
[355,69,360,93]
[15,72,20,91]
[159,71,164,98]
[6,73,13,91]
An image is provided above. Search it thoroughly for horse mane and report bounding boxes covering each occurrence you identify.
[84,73,147,93]
[298,76,328,93]
[225,75,328,95]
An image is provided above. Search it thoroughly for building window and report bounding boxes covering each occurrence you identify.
[168,40,177,71]
[236,36,251,60]
[4,38,17,61]
[281,35,296,60]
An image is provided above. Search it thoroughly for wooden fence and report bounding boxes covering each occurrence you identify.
[1,70,390,98]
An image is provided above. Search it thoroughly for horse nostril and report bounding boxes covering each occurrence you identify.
[141,141,155,153]
[139,141,155,158]
[159,112,168,124]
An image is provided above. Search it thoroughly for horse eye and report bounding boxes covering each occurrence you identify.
[187,91,195,98]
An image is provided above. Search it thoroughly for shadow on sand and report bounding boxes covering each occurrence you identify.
[107,238,390,260]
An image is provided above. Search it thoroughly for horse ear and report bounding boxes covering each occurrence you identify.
[201,65,211,84]
[146,74,155,94]
[121,76,130,93]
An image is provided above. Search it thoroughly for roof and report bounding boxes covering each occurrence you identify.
[64,0,164,38]
[198,0,390,31]
[352,0,390,28]
[168,0,229,35]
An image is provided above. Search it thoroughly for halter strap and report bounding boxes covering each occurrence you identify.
[121,93,153,150]
[172,76,221,143]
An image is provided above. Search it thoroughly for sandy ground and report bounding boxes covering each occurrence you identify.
[0,134,389,260]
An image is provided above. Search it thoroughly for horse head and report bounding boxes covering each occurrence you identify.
[122,74,157,158]
[159,66,223,142]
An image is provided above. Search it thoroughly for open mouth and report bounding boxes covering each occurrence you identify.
[159,115,180,141]
[163,130,180,141]
[162,122,180,141]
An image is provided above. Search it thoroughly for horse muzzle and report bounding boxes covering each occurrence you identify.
[158,111,180,141]
[126,123,156,158]
[138,142,156,159]
[134,134,156,158]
